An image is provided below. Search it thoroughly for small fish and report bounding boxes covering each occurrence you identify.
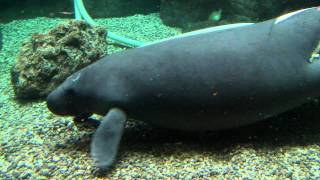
[308,41,320,63]
[58,11,74,15]
[309,54,320,63]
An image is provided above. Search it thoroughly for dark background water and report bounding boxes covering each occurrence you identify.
[0,0,319,30]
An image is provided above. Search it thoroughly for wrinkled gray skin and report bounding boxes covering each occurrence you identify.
[47,8,320,173]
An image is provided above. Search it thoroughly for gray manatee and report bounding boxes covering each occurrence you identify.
[47,7,320,172]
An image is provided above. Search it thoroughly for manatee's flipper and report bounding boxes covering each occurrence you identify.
[90,108,127,173]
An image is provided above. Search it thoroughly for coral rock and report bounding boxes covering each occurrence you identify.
[11,20,107,100]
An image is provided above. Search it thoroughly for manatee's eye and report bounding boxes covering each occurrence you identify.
[66,88,76,96]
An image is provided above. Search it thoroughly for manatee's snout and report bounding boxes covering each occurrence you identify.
[46,88,69,116]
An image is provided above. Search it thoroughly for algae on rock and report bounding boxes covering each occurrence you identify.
[11,20,107,99]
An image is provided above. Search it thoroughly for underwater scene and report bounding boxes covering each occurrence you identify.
[1,0,320,179]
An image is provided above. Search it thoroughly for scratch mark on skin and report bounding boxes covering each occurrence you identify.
[71,73,81,82]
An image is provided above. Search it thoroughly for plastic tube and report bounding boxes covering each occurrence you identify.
[74,0,145,47]
[74,0,82,20]
[73,0,254,48]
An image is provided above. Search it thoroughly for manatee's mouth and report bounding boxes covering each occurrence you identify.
[46,92,68,115]
[46,89,78,116]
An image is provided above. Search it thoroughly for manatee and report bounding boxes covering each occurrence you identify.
[47,7,320,172]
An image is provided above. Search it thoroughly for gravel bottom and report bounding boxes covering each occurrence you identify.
[0,14,320,179]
